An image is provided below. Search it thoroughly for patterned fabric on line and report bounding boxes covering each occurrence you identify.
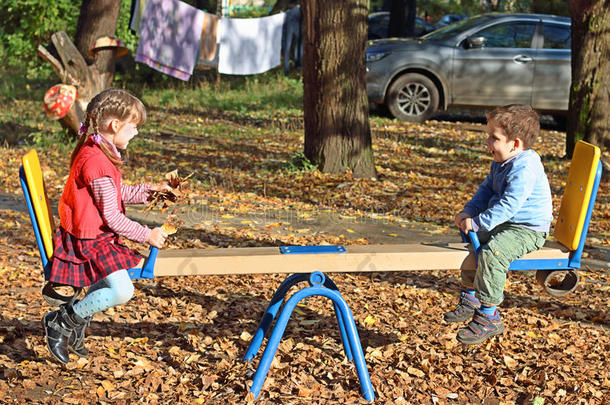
[135,0,205,80]
[48,228,142,287]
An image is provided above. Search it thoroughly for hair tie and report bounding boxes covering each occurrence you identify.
[78,122,88,135]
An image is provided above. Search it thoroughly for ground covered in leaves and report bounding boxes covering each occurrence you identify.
[1,76,609,404]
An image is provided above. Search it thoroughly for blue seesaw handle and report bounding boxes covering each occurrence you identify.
[129,246,158,279]
[460,230,481,262]
[468,231,480,251]
[142,246,158,278]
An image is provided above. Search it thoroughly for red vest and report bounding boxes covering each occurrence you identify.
[59,140,124,239]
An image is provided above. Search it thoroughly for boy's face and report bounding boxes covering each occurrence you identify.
[485,122,522,163]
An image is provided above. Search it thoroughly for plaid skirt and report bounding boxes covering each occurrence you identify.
[48,227,142,287]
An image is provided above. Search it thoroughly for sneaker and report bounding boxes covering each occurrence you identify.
[456,308,505,345]
[444,291,481,323]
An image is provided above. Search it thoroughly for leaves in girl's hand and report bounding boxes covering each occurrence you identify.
[146,170,193,212]
[165,169,193,189]
[161,214,183,235]
[160,222,178,235]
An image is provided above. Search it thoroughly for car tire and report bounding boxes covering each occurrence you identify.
[386,73,439,122]
[552,114,567,130]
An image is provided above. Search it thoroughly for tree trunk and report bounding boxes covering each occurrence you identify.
[388,0,416,38]
[38,0,122,136]
[567,0,610,176]
[75,0,122,89]
[302,0,376,178]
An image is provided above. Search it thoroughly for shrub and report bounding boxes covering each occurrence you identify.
[0,0,80,78]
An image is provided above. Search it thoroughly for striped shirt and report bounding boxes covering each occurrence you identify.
[91,177,152,243]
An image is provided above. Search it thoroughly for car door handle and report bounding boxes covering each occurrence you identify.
[513,55,533,64]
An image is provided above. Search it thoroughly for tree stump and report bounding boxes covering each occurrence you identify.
[37,31,110,136]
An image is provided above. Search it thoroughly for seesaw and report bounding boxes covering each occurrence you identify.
[20,141,602,402]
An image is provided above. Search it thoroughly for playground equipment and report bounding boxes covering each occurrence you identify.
[20,141,602,401]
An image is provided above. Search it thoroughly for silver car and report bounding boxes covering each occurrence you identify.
[366,13,571,122]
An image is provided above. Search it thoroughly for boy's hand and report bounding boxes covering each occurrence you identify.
[459,217,473,233]
[454,212,470,228]
[148,227,168,248]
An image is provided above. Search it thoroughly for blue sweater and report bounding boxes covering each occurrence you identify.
[463,149,553,233]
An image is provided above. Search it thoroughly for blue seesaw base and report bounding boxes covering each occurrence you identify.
[244,270,375,402]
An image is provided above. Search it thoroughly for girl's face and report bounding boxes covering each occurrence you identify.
[113,120,139,149]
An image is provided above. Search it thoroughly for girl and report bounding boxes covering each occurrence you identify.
[43,88,169,364]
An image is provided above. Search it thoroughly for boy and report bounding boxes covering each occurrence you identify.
[446,104,553,345]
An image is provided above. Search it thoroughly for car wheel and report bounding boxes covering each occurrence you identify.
[552,114,567,130]
[386,73,439,122]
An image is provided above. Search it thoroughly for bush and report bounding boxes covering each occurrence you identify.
[285,152,317,172]
[0,0,80,78]
[0,0,146,81]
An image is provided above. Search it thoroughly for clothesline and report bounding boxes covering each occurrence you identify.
[130,0,298,80]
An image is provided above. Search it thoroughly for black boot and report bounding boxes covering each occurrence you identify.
[68,313,92,357]
[42,303,87,364]
[66,300,91,357]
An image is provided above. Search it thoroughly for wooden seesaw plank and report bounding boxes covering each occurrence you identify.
[144,241,570,277]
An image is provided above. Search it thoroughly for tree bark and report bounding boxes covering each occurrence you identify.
[388,0,416,38]
[567,0,610,176]
[74,0,122,89]
[302,0,376,178]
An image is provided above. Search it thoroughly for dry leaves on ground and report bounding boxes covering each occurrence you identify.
[0,115,608,404]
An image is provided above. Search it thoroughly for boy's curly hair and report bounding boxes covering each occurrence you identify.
[486,104,540,149]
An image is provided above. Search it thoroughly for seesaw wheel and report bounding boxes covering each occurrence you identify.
[41,282,82,307]
[535,269,580,297]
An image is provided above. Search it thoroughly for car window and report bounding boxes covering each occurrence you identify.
[422,15,495,41]
[543,24,570,49]
[475,22,537,48]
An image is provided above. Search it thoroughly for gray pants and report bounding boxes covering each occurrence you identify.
[461,223,547,306]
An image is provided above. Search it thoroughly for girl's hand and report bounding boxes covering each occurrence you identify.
[148,227,168,248]
[150,183,172,192]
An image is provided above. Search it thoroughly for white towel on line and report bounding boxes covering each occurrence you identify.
[218,13,286,75]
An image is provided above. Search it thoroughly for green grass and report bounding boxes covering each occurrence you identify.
[0,68,72,148]
[0,66,304,149]
[141,70,303,115]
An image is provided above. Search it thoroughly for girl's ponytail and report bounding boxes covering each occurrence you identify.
[70,115,92,167]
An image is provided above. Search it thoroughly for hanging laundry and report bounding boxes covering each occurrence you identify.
[218,13,286,75]
[129,0,148,34]
[135,0,204,81]
[197,11,221,67]
[282,5,303,75]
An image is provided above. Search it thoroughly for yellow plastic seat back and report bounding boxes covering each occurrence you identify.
[22,150,55,259]
[554,141,601,251]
